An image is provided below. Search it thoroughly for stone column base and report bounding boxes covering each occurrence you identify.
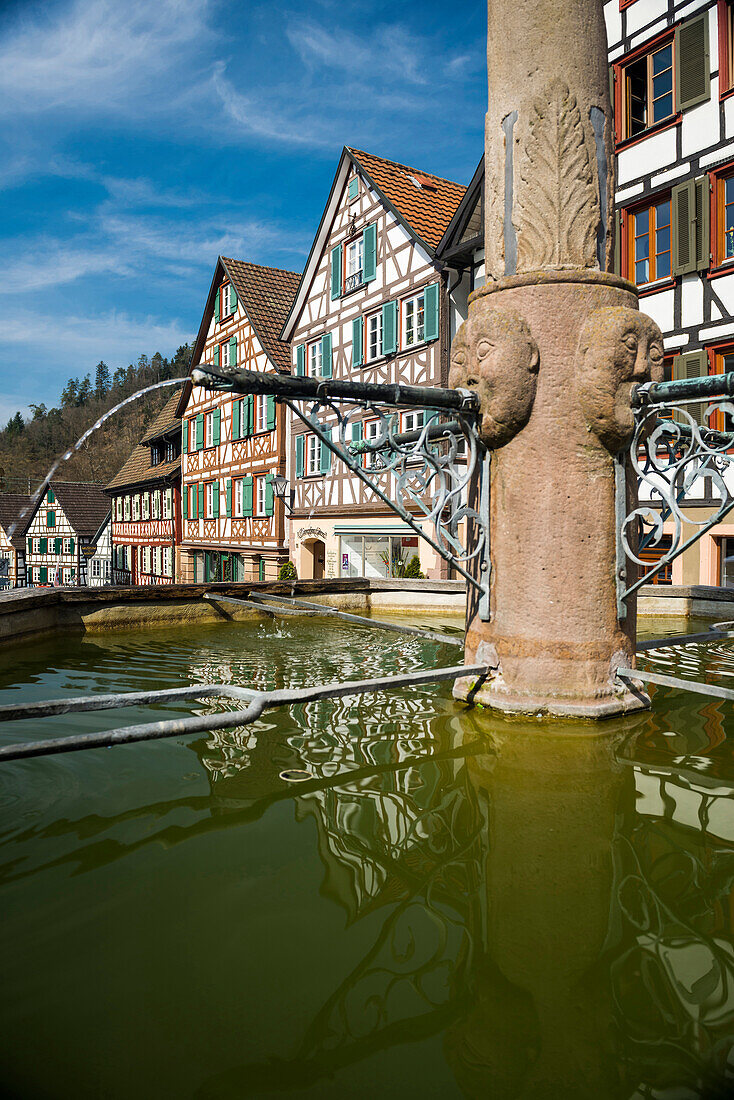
[453,670,650,720]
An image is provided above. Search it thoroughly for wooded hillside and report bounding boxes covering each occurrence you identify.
[0,346,192,490]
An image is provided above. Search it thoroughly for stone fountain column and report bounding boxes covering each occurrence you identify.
[451,0,665,718]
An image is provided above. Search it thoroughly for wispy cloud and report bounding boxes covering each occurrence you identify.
[0,307,191,363]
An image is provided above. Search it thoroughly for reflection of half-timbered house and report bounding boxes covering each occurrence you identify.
[25,482,110,586]
[0,494,30,588]
[106,389,182,585]
[281,148,465,581]
[178,259,300,583]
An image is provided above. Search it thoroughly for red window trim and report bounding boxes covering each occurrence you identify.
[719,0,734,99]
[708,159,734,272]
[620,0,639,9]
[620,190,674,289]
[612,26,677,146]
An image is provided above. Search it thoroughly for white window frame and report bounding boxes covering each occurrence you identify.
[133,495,140,521]
[308,340,323,378]
[163,488,172,519]
[206,481,214,518]
[220,340,231,368]
[366,311,382,362]
[205,411,214,448]
[142,493,150,520]
[306,434,321,476]
[363,419,383,469]
[188,419,196,451]
[124,496,131,520]
[256,475,267,517]
[234,478,243,517]
[402,291,426,349]
[255,395,268,433]
[345,237,363,282]
[222,283,232,317]
[401,411,425,434]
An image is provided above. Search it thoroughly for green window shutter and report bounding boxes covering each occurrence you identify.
[40,537,47,553]
[363,223,377,282]
[265,473,274,516]
[258,558,265,582]
[694,175,710,271]
[608,64,615,124]
[198,482,204,518]
[232,399,241,441]
[69,537,74,555]
[183,486,188,518]
[230,285,237,313]
[213,407,221,446]
[675,13,710,112]
[296,344,305,376]
[672,180,696,276]
[244,394,254,437]
[351,420,363,445]
[352,318,363,367]
[330,244,342,300]
[673,350,708,424]
[613,210,621,276]
[382,300,398,355]
[40,566,47,584]
[46,511,54,528]
[213,345,220,368]
[182,420,188,453]
[55,537,61,554]
[192,484,197,518]
[243,475,253,517]
[47,488,55,504]
[424,283,439,342]
[215,288,220,323]
[213,481,220,518]
[226,478,232,517]
[320,427,332,474]
[348,177,358,201]
[196,413,204,450]
[296,434,305,478]
[266,394,276,430]
[27,537,32,555]
[229,336,237,367]
[321,332,333,377]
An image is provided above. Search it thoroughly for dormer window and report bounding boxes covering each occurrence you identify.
[151,445,160,467]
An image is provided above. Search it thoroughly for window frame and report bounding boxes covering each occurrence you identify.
[306,433,321,476]
[614,29,678,146]
[401,290,426,350]
[710,161,734,269]
[205,410,214,448]
[205,481,214,518]
[365,310,383,363]
[255,394,268,434]
[343,234,364,294]
[308,340,323,378]
[220,339,232,369]
[234,478,244,517]
[221,282,232,318]
[623,192,673,289]
[362,418,383,470]
[255,475,267,517]
[719,0,734,98]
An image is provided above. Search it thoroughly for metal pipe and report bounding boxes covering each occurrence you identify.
[0,663,488,762]
[205,591,464,646]
[633,372,734,407]
[192,364,479,414]
[617,666,734,702]
[0,683,258,723]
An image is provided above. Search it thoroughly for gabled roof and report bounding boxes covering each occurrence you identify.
[281,146,466,342]
[46,482,110,537]
[186,258,301,397]
[435,158,484,263]
[0,493,33,550]
[140,387,184,444]
[106,389,183,493]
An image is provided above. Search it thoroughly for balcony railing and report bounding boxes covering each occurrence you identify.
[344,269,363,294]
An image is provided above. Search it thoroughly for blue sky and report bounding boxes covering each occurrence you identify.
[0,0,486,423]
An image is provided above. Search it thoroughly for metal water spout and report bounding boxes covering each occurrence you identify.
[450,0,664,718]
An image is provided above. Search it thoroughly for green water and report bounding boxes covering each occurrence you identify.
[0,617,733,1099]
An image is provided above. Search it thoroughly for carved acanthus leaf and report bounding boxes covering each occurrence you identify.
[515,80,600,271]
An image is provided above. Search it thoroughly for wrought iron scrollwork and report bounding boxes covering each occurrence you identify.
[288,397,490,612]
[619,400,734,607]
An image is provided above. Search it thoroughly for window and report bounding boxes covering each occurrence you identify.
[151,445,160,467]
[165,439,176,462]
[206,481,214,517]
[221,283,233,317]
[366,311,382,362]
[308,340,323,377]
[220,340,232,369]
[234,478,243,517]
[132,495,140,521]
[188,484,197,518]
[187,419,196,451]
[142,493,150,521]
[91,559,100,578]
[722,1,734,94]
[627,197,671,286]
[63,538,73,553]
[124,496,131,520]
[152,492,160,520]
[363,419,384,469]
[306,434,321,476]
[402,292,425,348]
[255,395,268,433]
[205,411,214,448]
[163,488,172,519]
[714,169,734,265]
[256,476,267,516]
[401,411,425,434]
[619,39,674,141]
[344,236,364,293]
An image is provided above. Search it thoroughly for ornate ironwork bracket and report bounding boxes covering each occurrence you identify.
[617,373,734,614]
[192,366,491,618]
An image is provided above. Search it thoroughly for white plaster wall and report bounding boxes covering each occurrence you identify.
[617,127,677,185]
[627,0,667,35]
[640,288,675,334]
[681,79,721,157]
[604,1,622,47]
[681,275,704,329]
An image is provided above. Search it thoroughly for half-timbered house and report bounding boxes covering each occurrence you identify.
[25,482,110,587]
[281,147,466,581]
[0,494,30,589]
[178,259,300,583]
[106,389,182,585]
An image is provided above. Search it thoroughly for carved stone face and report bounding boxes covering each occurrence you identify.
[576,307,664,453]
[449,308,539,449]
